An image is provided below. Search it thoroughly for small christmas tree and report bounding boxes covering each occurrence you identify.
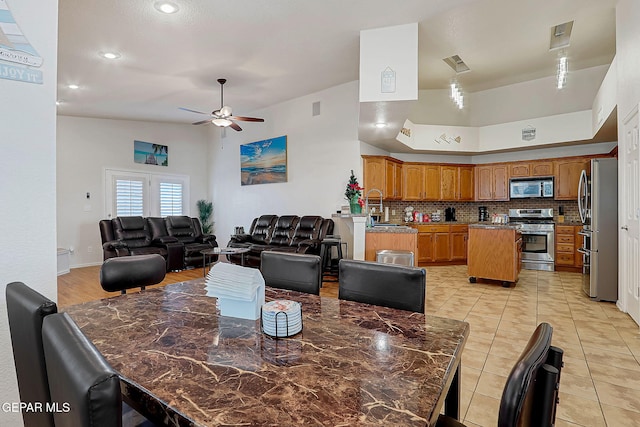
[344,170,364,203]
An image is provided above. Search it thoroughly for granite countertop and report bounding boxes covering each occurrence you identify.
[468,223,522,230]
[366,225,418,233]
[65,280,469,426]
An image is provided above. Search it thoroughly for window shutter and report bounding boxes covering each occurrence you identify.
[160,182,183,216]
[115,179,144,216]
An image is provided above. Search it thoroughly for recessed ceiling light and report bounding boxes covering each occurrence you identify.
[154,1,179,14]
[375,122,387,128]
[99,51,121,60]
[68,84,79,89]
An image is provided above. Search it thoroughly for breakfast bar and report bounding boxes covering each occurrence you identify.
[65,279,469,426]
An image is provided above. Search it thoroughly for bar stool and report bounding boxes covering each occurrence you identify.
[320,236,344,282]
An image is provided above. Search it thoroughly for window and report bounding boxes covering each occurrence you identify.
[105,169,189,218]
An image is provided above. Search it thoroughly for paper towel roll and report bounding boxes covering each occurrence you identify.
[384,207,389,222]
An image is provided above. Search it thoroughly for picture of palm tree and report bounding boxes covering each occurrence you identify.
[134,140,168,166]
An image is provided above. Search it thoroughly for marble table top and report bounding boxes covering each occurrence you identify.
[65,279,469,427]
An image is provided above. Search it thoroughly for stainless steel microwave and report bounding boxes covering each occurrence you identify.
[509,177,554,199]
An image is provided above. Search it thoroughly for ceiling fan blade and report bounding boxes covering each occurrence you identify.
[229,122,242,131]
[179,107,210,115]
[192,119,213,125]
[229,116,264,122]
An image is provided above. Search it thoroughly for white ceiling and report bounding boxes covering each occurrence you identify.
[57,0,617,144]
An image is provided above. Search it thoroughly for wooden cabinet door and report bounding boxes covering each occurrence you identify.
[424,164,441,200]
[493,165,509,200]
[403,164,424,200]
[440,165,457,201]
[363,157,386,198]
[531,161,554,177]
[417,233,433,263]
[458,166,474,200]
[394,162,403,200]
[433,233,450,262]
[450,232,468,261]
[555,159,590,200]
[510,163,530,178]
[384,160,395,200]
[475,166,494,201]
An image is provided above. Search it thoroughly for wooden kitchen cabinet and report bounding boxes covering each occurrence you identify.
[424,164,441,200]
[440,165,457,201]
[554,159,591,200]
[458,166,475,200]
[362,156,403,200]
[403,163,440,200]
[468,226,521,285]
[510,161,554,178]
[475,164,509,201]
[555,224,583,271]
[365,230,418,266]
[414,224,467,264]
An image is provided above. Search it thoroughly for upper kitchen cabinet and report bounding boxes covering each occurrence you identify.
[554,158,591,200]
[510,161,554,178]
[403,163,441,201]
[362,156,403,200]
[441,165,475,201]
[475,164,509,201]
[458,166,475,200]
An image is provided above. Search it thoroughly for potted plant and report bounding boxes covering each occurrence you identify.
[196,199,214,234]
[344,170,364,214]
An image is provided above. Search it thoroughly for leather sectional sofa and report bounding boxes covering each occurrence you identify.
[99,216,218,271]
[227,214,334,268]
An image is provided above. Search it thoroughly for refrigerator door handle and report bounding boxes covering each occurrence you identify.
[577,248,595,255]
[578,169,588,223]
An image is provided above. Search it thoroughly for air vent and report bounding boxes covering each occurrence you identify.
[550,21,573,51]
[312,101,321,116]
[443,55,470,74]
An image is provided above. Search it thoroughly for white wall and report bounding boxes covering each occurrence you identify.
[56,116,211,267]
[0,0,58,425]
[210,81,361,246]
[616,0,640,121]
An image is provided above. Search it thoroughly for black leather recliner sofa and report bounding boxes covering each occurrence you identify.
[99,216,218,271]
[227,214,334,267]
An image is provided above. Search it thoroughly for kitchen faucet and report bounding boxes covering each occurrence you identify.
[365,188,383,217]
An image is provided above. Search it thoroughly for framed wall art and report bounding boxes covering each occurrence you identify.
[134,140,168,166]
[240,135,287,186]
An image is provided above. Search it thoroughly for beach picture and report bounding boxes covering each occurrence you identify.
[134,140,168,166]
[240,136,287,186]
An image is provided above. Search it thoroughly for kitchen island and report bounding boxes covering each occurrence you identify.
[467,223,522,286]
[365,225,418,266]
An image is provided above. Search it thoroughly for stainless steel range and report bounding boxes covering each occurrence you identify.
[509,208,555,271]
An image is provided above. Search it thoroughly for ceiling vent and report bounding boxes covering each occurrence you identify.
[443,55,470,74]
[549,21,573,51]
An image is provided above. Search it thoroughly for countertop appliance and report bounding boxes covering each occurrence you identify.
[578,158,618,301]
[445,207,456,222]
[509,177,554,199]
[509,208,555,271]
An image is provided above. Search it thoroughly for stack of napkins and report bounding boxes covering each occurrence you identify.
[205,263,265,320]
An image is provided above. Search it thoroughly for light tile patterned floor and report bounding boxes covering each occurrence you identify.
[424,265,640,427]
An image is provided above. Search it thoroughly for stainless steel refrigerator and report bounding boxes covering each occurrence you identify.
[577,157,618,301]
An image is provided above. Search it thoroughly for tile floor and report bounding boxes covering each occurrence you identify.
[423,265,640,427]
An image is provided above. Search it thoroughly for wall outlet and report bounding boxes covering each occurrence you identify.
[87,246,93,253]
[69,246,74,254]
[392,209,396,215]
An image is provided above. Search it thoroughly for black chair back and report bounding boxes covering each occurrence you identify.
[498,322,563,427]
[338,259,425,313]
[260,251,322,295]
[99,254,166,294]
[6,282,57,427]
[42,312,122,427]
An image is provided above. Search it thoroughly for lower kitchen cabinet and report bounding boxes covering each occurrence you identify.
[413,224,468,265]
[468,225,522,285]
[555,224,583,271]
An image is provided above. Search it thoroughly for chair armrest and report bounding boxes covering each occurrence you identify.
[230,234,252,243]
[296,239,320,251]
[201,234,217,244]
[102,240,127,251]
[152,236,179,245]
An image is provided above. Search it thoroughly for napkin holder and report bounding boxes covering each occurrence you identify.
[206,263,265,320]
[217,284,264,320]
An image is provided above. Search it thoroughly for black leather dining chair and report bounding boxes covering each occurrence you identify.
[260,251,322,295]
[437,322,564,427]
[42,312,122,427]
[99,254,166,294]
[6,281,57,427]
[338,259,426,313]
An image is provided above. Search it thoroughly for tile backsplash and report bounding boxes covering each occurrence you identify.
[379,199,580,224]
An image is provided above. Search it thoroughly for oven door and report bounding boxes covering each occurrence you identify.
[520,231,554,262]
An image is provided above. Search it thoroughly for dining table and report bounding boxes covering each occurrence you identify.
[64,278,469,426]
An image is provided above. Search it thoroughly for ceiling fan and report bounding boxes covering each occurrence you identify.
[179,78,264,131]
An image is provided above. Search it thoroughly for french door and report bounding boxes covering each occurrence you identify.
[620,104,640,326]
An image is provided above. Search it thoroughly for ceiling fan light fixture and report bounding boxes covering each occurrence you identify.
[212,118,233,127]
[374,122,387,128]
[219,106,232,117]
[154,1,179,14]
